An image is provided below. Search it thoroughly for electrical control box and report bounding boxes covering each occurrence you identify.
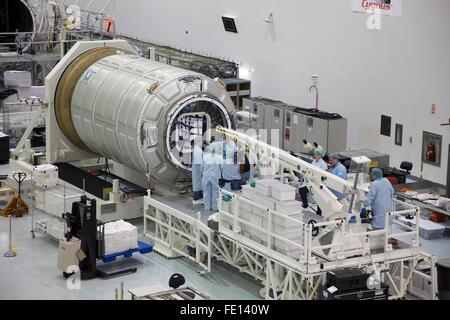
[242,97,292,148]
[243,97,347,155]
[284,107,348,155]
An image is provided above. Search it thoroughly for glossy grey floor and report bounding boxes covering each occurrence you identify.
[0,164,449,300]
[0,208,263,300]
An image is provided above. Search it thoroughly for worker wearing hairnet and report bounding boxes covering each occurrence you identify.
[328,153,347,200]
[299,149,328,215]
[314,143,326,158]
[361,168,394,230]
[192,135,204,204]
[220,140,242,191]
[202,143,223,212]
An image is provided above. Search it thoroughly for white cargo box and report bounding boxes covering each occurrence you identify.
[239,200,253,213]
[255,178,277,197]
[276,248,303,260]
[251,214,264,227]
[253,193,276,211]
[236,208,252,222]
[221,213,234,226]
[30,86,45,98]
[102,220,138,255]
[274,238,303,251]
[275,200,302,215]
[221,200,233,214]
[4,70,32,88]
[219,221,233,232]
[397,216,446,240]
[241,184,255,199]
[271,183,296,201]
[419,219,445,240]
[44,186,82,218]
[251,231,268,245]
[32,164,59,189]
[264,213,304,229]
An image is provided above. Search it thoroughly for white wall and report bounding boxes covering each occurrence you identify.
[78,0,450,184]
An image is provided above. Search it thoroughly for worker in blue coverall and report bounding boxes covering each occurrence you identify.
[220,140,242,191]
[299,149,328,215]
[361,168,394,230]
[327,153,348,200]
[191,135,204,204]
[202,143,223,212]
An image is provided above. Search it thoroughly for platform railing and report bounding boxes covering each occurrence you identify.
[219,189,422,271]
[219,188,310,270]
[143,193,212,273]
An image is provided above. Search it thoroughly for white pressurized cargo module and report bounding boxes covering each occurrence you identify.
[45,40,235,192]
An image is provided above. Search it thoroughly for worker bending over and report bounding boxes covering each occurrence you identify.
[361,168,394,230]
[202,143,223,212]
[191,135,204,205]
[220,140,242,191]
[299,149,328,215]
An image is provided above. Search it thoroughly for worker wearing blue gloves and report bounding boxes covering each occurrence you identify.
[360,168,394,230]
[299,149,328,215]
[328,153,348,200]
[220,140,242,191]
[192,135,204,204]
[202,143,223,212]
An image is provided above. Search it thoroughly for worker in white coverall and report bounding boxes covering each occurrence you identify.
[192,135,204,204]
[360,168,394,230]
[202,143,223,212]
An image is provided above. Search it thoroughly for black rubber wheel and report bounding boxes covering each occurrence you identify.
[308,220,320,237]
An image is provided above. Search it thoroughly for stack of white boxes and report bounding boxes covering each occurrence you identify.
[33,164,59,213]
[220,178,305,260]
[3,71,37,100]
[4,71,32,88]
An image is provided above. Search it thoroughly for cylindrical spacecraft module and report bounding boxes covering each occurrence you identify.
[53,47,235,189]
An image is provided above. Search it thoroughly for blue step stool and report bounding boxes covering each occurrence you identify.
[102,241,153,263]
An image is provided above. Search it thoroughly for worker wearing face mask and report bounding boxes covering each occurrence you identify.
[327,153,348,200]
[360,168,394,230]
[220,139,242,191]
[202,143,223,212]
[299,149,328,215]
[191,135,204,205]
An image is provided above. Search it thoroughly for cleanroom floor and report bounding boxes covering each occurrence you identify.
[0,163,261,300]
[1,163,449,300]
